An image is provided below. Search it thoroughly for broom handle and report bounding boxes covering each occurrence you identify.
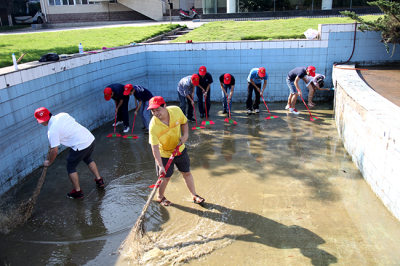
[29,146,51,204]
[261,95,272,115]
[141,144,182,214]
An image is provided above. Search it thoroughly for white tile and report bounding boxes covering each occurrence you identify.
[0,75,6,90]
[298,40,306,48]
[226,42,234,50]
[240,42,248,49]
[321,32,329,41]
[146,45,155,52]
[337,25,345,32]
[276,42,284,48]
[262,42,271,49]
[178,43,186,51]
[196,43,206,51]
[20,69,31,83]
[63,60,71,70]
[127,47,137,55]
[344,24,355,32]
[4,72,22,87]
[205,43,214,50]
[321,25,330,33]
[103,51,114,60]
[90,53,100,64]
[219,42,227,50]
[291,41,299,48]
[321,40,329,47]
[233,43,241,49]
[283,41,290,49]
[247,42,255,49]
[269,42,277,49]
[330,24,338,32]
[137,45,146,53]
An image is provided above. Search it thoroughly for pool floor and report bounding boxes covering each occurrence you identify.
[1,102,400,266]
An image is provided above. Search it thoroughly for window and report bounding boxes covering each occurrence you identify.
[48,0,101,5]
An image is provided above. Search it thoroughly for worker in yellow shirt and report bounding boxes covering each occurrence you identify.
[148,96,205,206]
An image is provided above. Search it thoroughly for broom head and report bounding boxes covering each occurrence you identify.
[122,135,139,139]
[107,133,122,138]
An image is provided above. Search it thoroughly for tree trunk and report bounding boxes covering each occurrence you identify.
[8,14,13,27]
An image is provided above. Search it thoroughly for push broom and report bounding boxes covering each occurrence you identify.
[1,147,51,231]
[297,88,320,121]
[201,94,214,126]
[191,97,205,130]
[123,113,139,139]
[119,144,182,260]
[261,95,279,120]
[107,112,122,138]
[224,100,237,125]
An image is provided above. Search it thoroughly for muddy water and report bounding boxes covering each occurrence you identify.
[1,102,400,266]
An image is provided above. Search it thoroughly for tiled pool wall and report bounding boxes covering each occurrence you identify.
[0,23,399,196]
[333,66,400,221]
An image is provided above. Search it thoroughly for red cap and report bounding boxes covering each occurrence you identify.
[148,96,166,110]
[199,66,207,75]
[104,87,112,101]
[307,66,316,77]
[258,67,266,78]
[123,84,133,95]
[34,107,50,123]
[191,74,200,86]
[223,73,231,85]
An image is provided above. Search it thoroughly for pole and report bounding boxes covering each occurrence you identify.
[168,1,172,24]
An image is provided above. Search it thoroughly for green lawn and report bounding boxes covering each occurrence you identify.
[0,16,382,68]
[0,24,181,68]
[172,15,382,42]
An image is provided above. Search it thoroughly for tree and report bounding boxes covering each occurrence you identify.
[341,0,400,54]
[4,0,14,26]
[239,0,292,12]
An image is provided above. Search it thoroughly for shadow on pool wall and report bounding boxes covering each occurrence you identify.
[333,65,400,221]
[0,23,399,198]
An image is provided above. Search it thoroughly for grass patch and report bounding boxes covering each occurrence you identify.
[0,24,182,68]
[172,15,382,42]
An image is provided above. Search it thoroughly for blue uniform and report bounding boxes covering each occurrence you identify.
[177,76,194,119]
[196,72,213,116]
[246,68,268,111]
[108,83,130,127]
[133,85,153,130]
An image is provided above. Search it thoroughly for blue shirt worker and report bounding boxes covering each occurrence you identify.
[219,73,235,114]
[246,67,268,114]
[34,107,104,199]
[286,66,316,114]
[196,66,213,118]
[104,83,132,133]
[131,85,153,134]
[177,74,198,122]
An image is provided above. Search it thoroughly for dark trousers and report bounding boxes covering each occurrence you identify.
[117,97,130,127]
[178,92,193,119]
[196,86,211,116]
[246,82,260,111]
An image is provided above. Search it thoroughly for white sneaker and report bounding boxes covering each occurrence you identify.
[123,126,130,133]
[290,108,299,115]
[247,110,252,115]
[285,104,291,110]
[112,121,123,127]
[255,109,260,114]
